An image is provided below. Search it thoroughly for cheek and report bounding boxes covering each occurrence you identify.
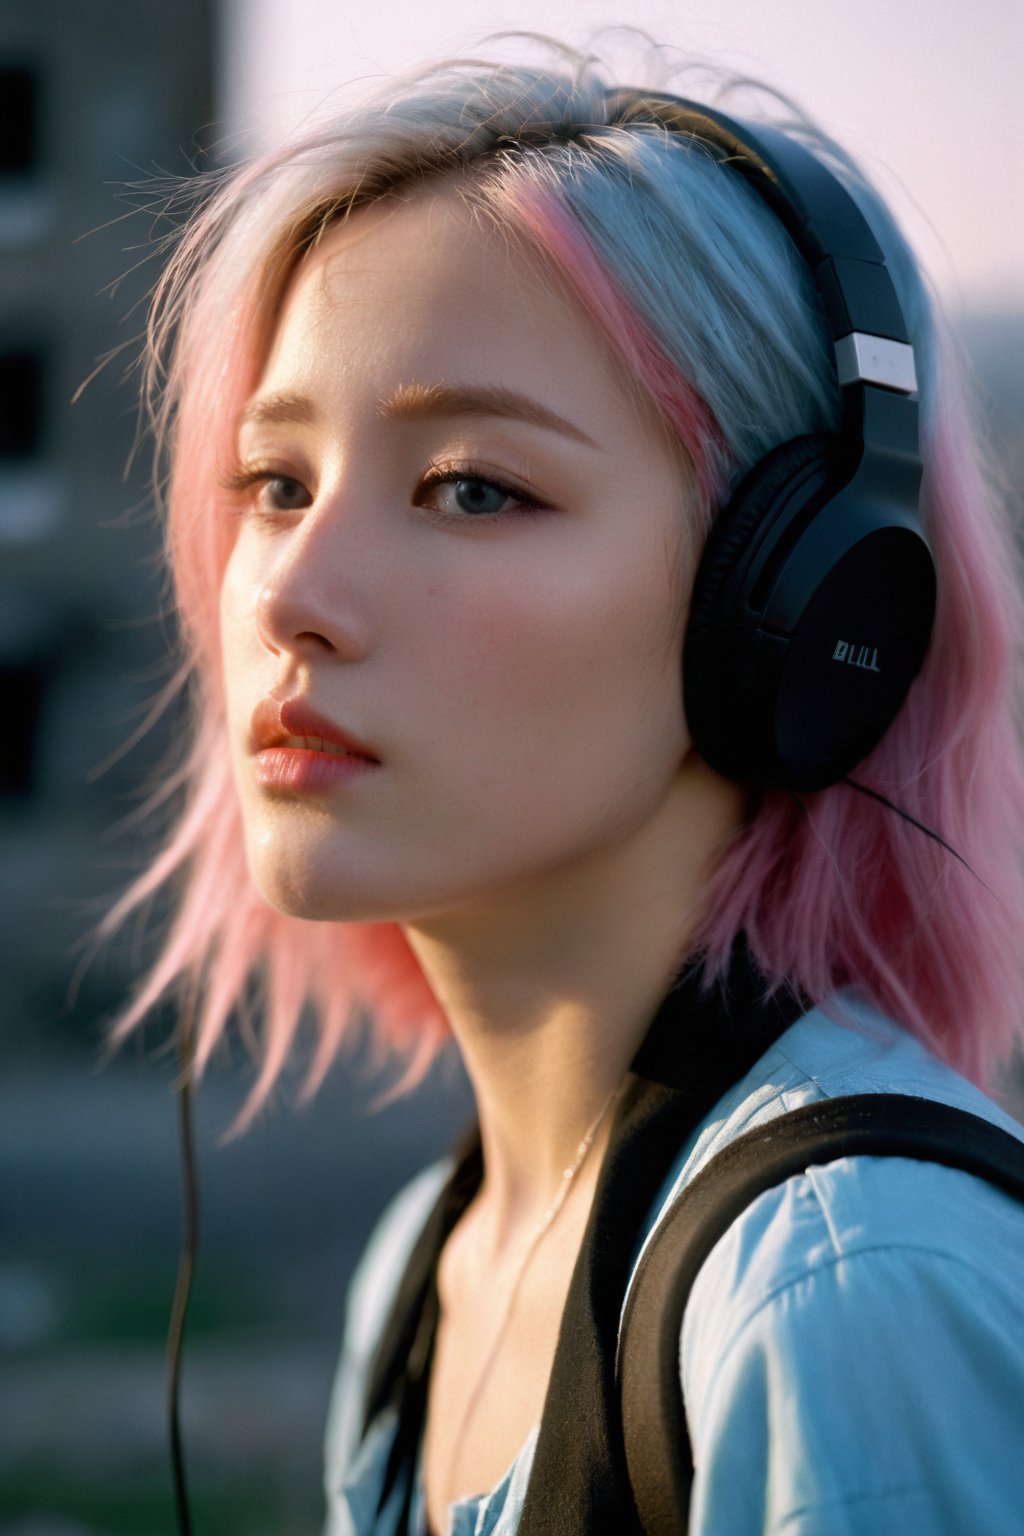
[219,545,261,709]
[420,541,689,792]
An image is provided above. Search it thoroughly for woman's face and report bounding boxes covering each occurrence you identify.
[220,187,707,925]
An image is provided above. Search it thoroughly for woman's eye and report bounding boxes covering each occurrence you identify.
[256,475,310,512]
[220,464,312,514]
[417,468,546,520]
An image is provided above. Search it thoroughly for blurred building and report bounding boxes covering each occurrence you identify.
[0,2,214,1058]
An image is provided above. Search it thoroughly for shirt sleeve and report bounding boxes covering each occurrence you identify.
[682,1158,1024,1536]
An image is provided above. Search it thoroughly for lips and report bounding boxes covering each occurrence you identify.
[249,696,380,762]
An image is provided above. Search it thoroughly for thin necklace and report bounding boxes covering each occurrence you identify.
[438,1077,626,1518]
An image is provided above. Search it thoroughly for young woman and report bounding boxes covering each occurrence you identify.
[101,34,1024,1536]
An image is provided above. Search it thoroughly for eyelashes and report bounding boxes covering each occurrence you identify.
[417,462,549,519]
[217,457,554,521]
[217,463,311,513]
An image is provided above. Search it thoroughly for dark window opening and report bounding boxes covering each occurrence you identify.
[0,663,43,796]
[0,65,40,177]
[0,351,44,460]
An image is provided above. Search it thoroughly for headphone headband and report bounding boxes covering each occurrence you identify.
[605,92,917,394]
[602,89,936,790]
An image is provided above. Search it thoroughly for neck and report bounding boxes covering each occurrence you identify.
[402,757,746,1248]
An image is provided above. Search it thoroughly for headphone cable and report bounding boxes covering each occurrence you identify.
[168,989,199,1536]
[841,774,990,890]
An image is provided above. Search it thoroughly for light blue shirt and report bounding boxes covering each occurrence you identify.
[323,993,1024,1535]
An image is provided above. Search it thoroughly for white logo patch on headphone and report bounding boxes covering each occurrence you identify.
[833,640,881,673]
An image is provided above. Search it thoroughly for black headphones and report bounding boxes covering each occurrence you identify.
[605,92,937,793]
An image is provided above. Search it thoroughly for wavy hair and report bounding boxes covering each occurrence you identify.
[98,32,1024,1137]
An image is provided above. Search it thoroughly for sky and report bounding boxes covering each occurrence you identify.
[217,0,1023,313]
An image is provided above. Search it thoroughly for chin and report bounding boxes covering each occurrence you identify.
[261,885,346,923]
[250,866,338,921]
[246,842,407,925]
[242,834,347,921]
[240,808,356,921]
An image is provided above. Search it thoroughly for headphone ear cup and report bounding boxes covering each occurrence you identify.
[684,433,843,782]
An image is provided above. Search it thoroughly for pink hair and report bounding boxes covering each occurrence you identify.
[98,64,1024,1139]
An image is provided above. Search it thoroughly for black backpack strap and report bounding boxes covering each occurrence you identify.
[617,1092,1024,1536]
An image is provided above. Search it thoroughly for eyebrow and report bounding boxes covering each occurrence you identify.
[237,392,319,431]
[236,383,600,450]
[378,381,601,450]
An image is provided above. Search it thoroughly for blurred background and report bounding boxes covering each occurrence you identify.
[1,1,1021,1532]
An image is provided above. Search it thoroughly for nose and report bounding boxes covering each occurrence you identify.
[254,502,374,662]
